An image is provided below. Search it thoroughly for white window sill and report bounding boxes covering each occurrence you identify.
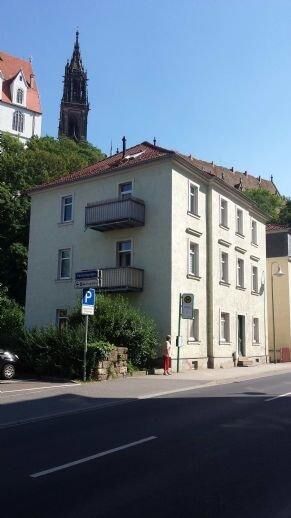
[58,220,74,227]
[219,280,231,287]
[187,211,201,220]
[188,340,201,344]
[219,341,232,345]
[251,290,260,296]
[187,274,201,281]
[235,232,245,239]
[251,242,258,247]
[236,285,246,291]
[219,224,230,231]
[252,342,261,346]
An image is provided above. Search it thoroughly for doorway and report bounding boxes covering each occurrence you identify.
[237,315,245,357]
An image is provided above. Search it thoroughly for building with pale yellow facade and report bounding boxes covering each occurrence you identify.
[25,140,272,369]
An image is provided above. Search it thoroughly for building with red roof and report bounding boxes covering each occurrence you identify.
[0,50,42,142]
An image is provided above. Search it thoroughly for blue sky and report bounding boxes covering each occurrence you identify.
[2,0,291,195]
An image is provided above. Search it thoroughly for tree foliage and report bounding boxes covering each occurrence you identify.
[69,295,159,368]
[244,188,284,222]
[0,133,105,304]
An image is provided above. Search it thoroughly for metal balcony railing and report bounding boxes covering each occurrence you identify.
[85,196,145,231]
[97,267,144,292]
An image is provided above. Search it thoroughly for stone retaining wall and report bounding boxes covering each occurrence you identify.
[93,347,128,381]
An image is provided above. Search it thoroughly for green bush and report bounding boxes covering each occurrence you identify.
[0,286,24,342]
[69,294,158,369]
[12,326,112,379]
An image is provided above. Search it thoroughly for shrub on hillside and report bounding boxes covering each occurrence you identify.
[69,295,159,369]
[12,326,112,379]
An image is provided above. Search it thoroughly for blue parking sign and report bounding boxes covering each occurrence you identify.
[81,288,95,315]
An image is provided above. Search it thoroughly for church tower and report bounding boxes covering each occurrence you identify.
[58,31,89,141]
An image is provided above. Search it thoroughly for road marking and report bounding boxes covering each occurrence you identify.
[30,436,157,478]
[138,384,210,399]
[0,383,81,395]
[265,392,291,402]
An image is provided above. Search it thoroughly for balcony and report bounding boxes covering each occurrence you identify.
[85,196,145,231]
[97,267,144,292]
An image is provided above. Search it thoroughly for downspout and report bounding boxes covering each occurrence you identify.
[206,183,214,368]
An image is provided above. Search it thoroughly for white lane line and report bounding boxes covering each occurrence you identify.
[0,383,81,395]
[138,383,210,399]
[30,436,157,478]
[265,392,291,402]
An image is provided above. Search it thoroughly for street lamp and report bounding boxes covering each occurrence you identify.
[271,262,285,364]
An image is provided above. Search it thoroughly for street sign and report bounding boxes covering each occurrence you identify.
[181,293,194,319]
[81,288,96,316]
[75,269,102,289]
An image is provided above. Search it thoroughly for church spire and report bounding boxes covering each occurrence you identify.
[58,30,89,141]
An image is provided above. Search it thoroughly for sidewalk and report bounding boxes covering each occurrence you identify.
[1,362,291,429]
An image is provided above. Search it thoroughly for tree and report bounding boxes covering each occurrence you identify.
[0,133,105,304]
[244,188,284,222]
[278,197,291,225]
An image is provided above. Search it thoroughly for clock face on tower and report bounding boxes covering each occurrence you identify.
[58,31,89,142]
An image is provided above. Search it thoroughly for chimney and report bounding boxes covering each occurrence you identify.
[122,136,126,158]
[230,167,234,172]
[271,174,274,182]
[30,73,35,89]
[153,137,156,146]
[258,175,261,184]
[244,170,247,176]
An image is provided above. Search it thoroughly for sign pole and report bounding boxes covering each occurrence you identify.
[83,314,89,382]
[177,293,182,373]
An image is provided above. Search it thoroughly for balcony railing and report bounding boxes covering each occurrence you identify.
[85,196,145,231]
[97,267,144,292]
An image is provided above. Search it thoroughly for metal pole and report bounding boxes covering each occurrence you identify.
[271,269,276,364]
[83,314,89,381]
[177,294,182,373]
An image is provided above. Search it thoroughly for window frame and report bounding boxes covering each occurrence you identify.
[116,239,132,267]
[220,251,229,284]
[16,88,24,104]
[12,110,24,133]
[237,257,245,288]
[188,309,199,342]
[220,197,228,228]
[253,317,260,344]
[220,311,230,343]
[188,181,199,216]
[252,265,259,293]
[58,248,72,280]
[236,208,244,236]
[61,194,73,223]
[188,241,199,277]
[119,181,133,199]
[251,219,258,245]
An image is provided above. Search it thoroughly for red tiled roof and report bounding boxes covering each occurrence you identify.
[0,51,41,113]
[29,140,278,199]
[266,223,290,233]
[181,155,277,194]
[29,142,174,193]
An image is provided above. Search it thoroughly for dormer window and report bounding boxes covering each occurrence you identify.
[12,111,24,133]
[17,88,23,104]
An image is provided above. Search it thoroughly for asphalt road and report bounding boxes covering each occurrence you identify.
[2,373,291,518]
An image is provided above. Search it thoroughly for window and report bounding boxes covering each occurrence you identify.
[58,249,71,279]
[56,309,68,330]
[253,318,260,343]
[251,220,258,244]
[16,88,23,104]
[12,111,24,132]
[237,258,244,288]
[236,208,244,235]
[117,240,132,267]
[220,252,229,283]
[220,198,228,227]
[189,182,199,215]
[61,195,73,223]
[220,312,230,342]
[119,182,132,199]
[188,309,199,341]
[252,265,259,293]
[189,242,199,276]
